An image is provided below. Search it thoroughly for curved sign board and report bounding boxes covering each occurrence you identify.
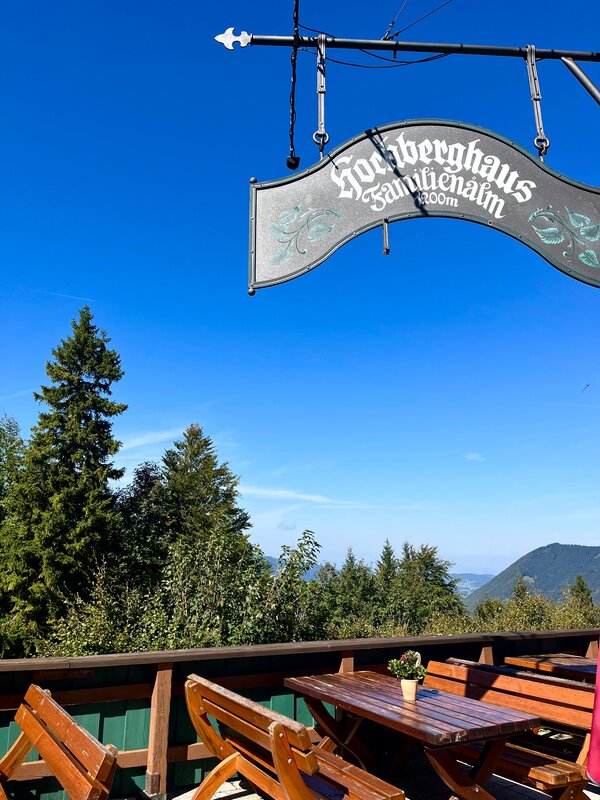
[249,120,600,291]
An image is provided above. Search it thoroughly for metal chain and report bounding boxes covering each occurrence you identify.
[525,45,550,161]
[287,0,300,169]
[312,34,330,158]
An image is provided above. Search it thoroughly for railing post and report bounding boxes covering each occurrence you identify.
[586,637,599,659]
[145,663,173,800]
[338,651,355,673]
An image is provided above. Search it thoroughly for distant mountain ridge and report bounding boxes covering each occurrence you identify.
[465,543,600,611]
[452,573,496,597]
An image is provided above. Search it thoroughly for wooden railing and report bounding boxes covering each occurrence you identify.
[0,629,598,800]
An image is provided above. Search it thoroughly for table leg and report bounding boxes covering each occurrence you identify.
[304,698,376,771]
[424,746,497,800]
[387,734,418,776]
[468,739,507,786]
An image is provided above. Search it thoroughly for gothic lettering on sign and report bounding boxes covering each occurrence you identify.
[249,121,600,292]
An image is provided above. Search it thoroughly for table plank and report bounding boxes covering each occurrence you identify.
[285,672,539,746]
[341,674,529,735]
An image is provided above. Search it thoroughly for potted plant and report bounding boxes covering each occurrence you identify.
[388,650,427,702]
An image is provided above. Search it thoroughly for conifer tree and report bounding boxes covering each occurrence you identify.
[373,539,400,625]
[0,307,126,651]
[567,575,594,608]
[162,424,251,545]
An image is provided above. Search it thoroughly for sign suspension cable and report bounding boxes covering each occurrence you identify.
[287,0,300,170]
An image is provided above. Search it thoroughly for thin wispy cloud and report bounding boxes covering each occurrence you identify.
[0,388,34,403]
[239,484,421,511]
[464,452,485,462]
[240,485,340,503]
[35,290,96,302]
[120,427,185,451]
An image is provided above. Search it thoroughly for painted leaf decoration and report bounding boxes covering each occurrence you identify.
[565,208,590,228]
[271,247,293,266]
[578,249,600,268]
[270,223,292,243]
[580,223,600,242]
[532,225,565,245]
[307,223,334,242]
[278,205,301,224]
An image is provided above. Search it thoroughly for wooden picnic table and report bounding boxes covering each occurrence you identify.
[285,671,540,800]
[504,652,597,682]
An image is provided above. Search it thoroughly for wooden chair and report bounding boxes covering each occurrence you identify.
[0,684,118,800]
[425,660,594,800]
[185,673,404,800]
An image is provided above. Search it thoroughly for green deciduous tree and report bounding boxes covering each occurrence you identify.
[0,307,126,652]
[244,530,321,644]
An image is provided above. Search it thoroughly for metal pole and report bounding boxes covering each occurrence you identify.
[561,58,600,105]
[216,30,600,62]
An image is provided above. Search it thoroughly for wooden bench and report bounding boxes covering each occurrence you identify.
[185,673,405,800]
[424,660,594,800]
[0,684,117,800]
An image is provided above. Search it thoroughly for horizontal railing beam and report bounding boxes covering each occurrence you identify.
[4,628,600,671]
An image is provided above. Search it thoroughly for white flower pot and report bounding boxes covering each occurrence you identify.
[400,678,418,702]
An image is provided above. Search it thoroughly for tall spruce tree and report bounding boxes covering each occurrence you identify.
[162,424,251,545]
[0,307,126,651]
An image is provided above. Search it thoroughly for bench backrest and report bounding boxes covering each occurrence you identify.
[185,674,319,776]
[424,660,594,732]
[4,685,117,800]
[446,657,597,693]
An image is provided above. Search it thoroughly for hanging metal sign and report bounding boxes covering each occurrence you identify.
[249,120,600,292]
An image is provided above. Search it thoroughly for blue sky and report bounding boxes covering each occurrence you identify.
[1,1,599,573]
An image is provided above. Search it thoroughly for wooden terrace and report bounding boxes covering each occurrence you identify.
[0,629,599,800]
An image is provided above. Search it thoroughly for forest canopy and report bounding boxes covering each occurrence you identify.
[1,308,597,658]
